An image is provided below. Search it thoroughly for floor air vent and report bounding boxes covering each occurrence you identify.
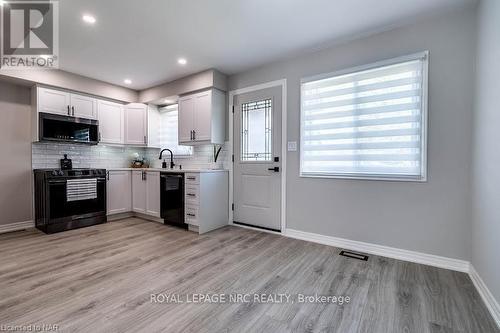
[339,250,369,261]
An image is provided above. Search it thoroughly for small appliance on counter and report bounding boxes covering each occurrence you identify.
[34,168,107,234]
[60,154,72,170]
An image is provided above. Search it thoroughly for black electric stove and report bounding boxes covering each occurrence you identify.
[34,169,107,234]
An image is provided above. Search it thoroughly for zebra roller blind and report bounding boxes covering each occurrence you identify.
[300,52,428,180]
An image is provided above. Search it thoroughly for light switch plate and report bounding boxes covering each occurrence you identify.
[287,141,297,152]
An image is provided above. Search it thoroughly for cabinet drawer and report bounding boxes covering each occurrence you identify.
[185,185,199,205]
[185,173,200,185]
[185,205,199,226]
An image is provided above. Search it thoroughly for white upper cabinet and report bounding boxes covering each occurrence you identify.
[38,87,71,116]
[178,89,225,145]
[36,87,97,119]
[98,100,124,144]
[147,104,161,148]
[178,96,195,143]
[125,104,148,146]
[193,91,212,142]
[70,93,97,119]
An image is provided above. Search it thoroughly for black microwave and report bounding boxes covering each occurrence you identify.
[39,112,99,145]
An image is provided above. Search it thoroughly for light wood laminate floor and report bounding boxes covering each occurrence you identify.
[0,218,498,333]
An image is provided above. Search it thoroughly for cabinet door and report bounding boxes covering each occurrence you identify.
[98,100,124,144]
[132,171,146,213]
[178,96,195,144]
[125,104,148,145]
[70,93,97,119]
[193,91,212,142]
[147,105,161,148]
[145,171,161,217]
[107,171,132,215]
[38,87,71,116]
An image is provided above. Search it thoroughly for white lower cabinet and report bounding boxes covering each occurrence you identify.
[132,171,147,214]
[107,171,132,215]
[184,172,228,234]
[145,171,161,217]
[131,170,160,217]
[108,170,228,233]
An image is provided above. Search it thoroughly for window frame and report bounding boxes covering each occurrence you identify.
[299,51,429,182]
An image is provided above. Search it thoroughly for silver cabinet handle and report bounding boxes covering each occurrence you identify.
[187,213,196,217]
[67,105,70,115]
[193,130,196,141]
[72,106,75,116]
[187,193,196,197]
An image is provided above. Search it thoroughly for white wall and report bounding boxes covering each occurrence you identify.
[228,7,476,260]
[0,69,138,103]
[0,81,32,226]
[472,0,500,304]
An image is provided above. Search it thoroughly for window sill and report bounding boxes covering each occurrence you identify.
[299,173,427,183]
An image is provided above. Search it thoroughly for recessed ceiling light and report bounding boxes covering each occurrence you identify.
[177,58,187,65]
[124,79,132,85]
[82,14,96,24]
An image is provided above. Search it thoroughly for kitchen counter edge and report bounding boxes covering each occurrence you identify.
[106,168,228,173]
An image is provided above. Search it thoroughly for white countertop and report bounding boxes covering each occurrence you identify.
[107,167,228,173]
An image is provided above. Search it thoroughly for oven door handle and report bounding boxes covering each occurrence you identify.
[48,180,67,185]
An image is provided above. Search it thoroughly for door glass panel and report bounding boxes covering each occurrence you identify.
[241,99,272,161]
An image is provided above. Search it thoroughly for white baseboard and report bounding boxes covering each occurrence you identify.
[107,212,134,221]
[284,228,470,272]
[469,265,500,328]
[0,220,34,234]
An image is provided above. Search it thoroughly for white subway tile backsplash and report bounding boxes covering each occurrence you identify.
[32,142,230,170]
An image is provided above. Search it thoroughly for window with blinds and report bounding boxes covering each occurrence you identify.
[300,52,428,181]
[159,105,193,156]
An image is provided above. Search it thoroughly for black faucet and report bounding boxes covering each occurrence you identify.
[159,149,175,169]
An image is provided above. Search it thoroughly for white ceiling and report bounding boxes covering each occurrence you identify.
[59,0,475,90]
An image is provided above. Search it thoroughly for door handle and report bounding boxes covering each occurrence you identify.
[67,105,70,115]
[72,106,75,116]
[268,167,280,172]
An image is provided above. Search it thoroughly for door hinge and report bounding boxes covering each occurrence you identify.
[232,203,234,211]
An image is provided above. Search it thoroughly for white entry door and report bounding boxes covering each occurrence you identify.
[233,86,282,231]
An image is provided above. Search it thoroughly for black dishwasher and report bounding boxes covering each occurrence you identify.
[160,173,187,229]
